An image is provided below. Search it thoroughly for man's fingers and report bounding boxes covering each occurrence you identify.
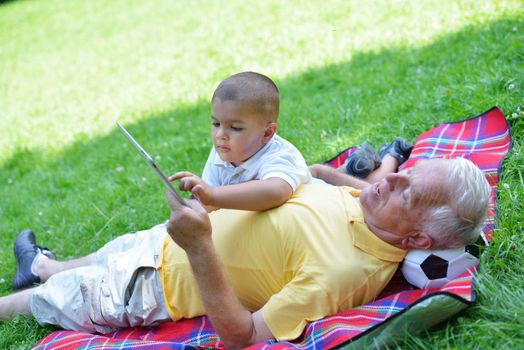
[169,197,205,216]
[166,197,211,253]
[185,197,207,215]
[167,190,184,210]
[168,171,194,182]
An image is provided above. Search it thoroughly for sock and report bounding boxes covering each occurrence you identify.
[30,252,45,277]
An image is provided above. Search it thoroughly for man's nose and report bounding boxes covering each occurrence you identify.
[386,173,407,190]
[386,175,396,191]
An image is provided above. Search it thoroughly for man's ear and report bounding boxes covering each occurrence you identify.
[401,231,433,250]
[263,122,277,143]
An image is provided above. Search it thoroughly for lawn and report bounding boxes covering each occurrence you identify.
[0,0,523,348]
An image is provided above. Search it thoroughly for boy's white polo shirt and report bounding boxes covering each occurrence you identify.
[202,134,311,191]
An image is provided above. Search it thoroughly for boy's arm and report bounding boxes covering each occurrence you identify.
[208,178,293,211]
[309,164,370,189]
[170,172,293,211]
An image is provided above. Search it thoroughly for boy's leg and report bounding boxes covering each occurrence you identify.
[340,142,382,179]
[0,288,34,320]
[366,137,413,183]
[365,155,399,183]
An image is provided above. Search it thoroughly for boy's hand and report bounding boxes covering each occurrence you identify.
[308,164,324,178]
[169,171,216,206]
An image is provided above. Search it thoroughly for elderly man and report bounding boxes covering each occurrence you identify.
[1,157,489,349]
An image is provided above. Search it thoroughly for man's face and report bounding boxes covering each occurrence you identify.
[359,159,449,249]
[211,99,273,166]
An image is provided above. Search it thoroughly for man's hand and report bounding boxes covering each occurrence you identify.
[165,190,274,348]
[166,191,212,254]
[169,171,216,207]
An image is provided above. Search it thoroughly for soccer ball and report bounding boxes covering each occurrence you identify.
[401,244,482,289]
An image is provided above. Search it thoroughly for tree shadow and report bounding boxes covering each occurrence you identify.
[0,14,522,345]
[1,14,522,258]
[0,0,21,6]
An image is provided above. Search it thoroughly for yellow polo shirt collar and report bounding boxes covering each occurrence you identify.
[344,188,406,263]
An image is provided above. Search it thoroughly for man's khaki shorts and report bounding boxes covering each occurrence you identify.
[31,224,171,333]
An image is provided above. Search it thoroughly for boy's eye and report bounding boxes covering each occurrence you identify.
[212,122,220,127]
[231,126,243,131]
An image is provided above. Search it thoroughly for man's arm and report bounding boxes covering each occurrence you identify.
[309,164,370,189]
[171,171,293,211]
[165,193,274,348]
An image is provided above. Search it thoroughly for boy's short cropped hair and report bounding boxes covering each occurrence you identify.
[212,71,280,122]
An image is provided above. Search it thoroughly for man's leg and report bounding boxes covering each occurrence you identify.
[12,229,96,290]
[0,288,34,320]
[33,253,95,283]
[29,225,169,332]
[7,224,169,331]
[1,252,96,320]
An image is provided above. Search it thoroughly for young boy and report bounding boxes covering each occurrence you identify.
[170,72,311,211]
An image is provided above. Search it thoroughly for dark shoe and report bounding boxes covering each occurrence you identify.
[344,142,382,179]
[379,137,413,166]
[12,229,55,290]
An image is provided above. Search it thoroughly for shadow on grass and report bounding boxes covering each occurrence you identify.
[0,0,21,6]
[0,15,522,348]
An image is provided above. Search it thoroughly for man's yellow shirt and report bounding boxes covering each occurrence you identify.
[158,184,406,341]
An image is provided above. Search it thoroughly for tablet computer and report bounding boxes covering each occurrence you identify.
[117,122,186,206]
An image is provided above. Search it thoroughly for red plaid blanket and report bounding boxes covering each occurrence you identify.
[32,107,511,349]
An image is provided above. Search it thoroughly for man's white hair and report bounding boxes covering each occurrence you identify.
[421,157,491,248]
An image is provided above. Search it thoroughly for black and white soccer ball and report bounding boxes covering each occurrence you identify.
[401,240,485,289]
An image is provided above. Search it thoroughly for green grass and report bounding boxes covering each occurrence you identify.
[0,0,523,348]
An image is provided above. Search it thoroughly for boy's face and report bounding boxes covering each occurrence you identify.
[211,99,276,166]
